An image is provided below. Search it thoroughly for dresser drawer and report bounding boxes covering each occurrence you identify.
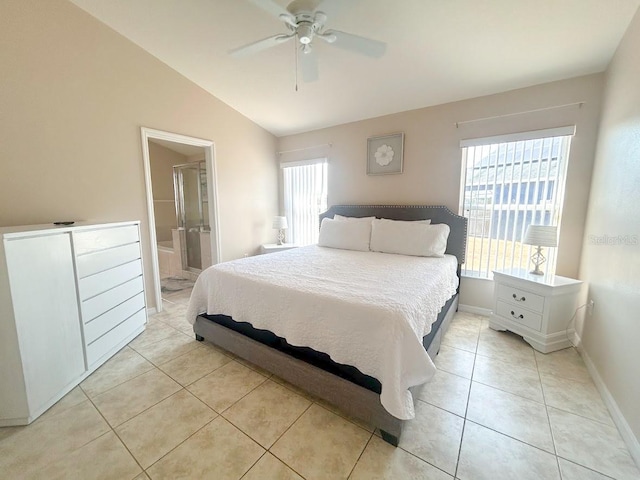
[496,284,545,313]
[84,292,145,344]
[76,242,141,278]
[81,276,144,322]
[86,308,146,367]
[74,225,139,255]
[496,301,543,331]
[79,259,143,301]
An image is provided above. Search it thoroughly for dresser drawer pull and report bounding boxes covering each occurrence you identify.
[510,310,524,319]
[512,293,526,302]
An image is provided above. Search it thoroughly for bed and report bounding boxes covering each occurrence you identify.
[188,205,467,446]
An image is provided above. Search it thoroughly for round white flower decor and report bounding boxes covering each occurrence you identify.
[374,144,395,166]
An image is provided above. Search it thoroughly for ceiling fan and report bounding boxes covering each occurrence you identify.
[229,0,387,83]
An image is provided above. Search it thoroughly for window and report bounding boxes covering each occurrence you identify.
[282,158,328,246]
[459,127,574,278]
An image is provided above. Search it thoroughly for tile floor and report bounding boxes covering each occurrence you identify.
[1,287,639,479]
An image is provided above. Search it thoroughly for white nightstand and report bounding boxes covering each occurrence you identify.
[490,269,582,353]
[261,243,298,254]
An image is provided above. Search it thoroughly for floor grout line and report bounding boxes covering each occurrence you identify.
[84,393,147,478]
[346,432,374,479]
[238,450,269,480]
[157,351,234,389]
[142,412,219,474]
[469,378,545,405]
[555,455,619,480]
[265,402,314,479]
[80,353,157,400]
[452,343,478,479]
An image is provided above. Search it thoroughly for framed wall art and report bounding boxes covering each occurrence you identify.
[367,133,404,175]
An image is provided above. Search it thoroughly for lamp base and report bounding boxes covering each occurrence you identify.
[529,246,546,276]
[276,229,285,245]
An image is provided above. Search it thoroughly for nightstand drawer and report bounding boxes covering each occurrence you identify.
[497,284,545,313]
[496,300,543,331]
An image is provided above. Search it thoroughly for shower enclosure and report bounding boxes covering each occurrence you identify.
[173,161,209,273]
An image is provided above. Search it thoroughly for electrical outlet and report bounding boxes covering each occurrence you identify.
[587,299,595,316]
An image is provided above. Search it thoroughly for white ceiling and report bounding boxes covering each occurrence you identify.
[70,0,639,137]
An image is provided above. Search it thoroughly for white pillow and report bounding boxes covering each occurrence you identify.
[333,214,376,222]
[370,219,449,257]
[318,218,371,252]
[373,217,431,225]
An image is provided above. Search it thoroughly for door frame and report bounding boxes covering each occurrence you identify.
[140,127,221,313]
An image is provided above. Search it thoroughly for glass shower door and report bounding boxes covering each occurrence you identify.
[174,162,208,272]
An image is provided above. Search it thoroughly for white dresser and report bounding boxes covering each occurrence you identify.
[490,269,582,353]
[0,221,147,426]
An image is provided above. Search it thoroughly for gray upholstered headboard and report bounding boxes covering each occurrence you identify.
[319,205,467,264]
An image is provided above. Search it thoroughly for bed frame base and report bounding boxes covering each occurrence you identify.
[194,316,403,439]
[196,327,401,446]
[380,430,400,447]
[193,295,458,446]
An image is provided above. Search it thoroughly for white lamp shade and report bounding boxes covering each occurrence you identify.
[272,216,288,230]
[523,225,558,247]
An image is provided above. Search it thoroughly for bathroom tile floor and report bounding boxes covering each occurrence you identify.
[1,288,638,479]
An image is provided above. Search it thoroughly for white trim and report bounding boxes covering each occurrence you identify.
[458,304,492,316]
[146,306,158,316]
[578,340,640,468]
[570,330,581,349]
[280,157,327,168]
[460,125,576,147]
[140,127,221,313]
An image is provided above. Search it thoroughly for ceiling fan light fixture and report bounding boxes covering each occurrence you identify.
[297,23,315,44]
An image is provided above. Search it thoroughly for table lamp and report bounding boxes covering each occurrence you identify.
[523,225,558,275]
[272,216,288,245]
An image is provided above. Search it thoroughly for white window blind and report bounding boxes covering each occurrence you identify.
[459,128,573,278]
[282,158,328,246]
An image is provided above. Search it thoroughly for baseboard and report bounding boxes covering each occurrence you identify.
[147,306,158,316]
[458,304,492,316]
[570,330,581,349]
[577,339,640,468]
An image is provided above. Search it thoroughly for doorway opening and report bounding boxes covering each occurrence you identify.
[173,161,209,276]
[141,128,220,313]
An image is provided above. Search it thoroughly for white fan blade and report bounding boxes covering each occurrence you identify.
[248,0,297,27]
[300,48,319,82]
[287,0,324,15]
[229,34,294,58]
[321,29,386,58]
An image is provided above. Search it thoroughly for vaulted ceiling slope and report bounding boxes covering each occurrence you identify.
[70,0,639,136]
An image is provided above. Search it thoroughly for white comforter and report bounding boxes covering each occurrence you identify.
[186,245,458,420]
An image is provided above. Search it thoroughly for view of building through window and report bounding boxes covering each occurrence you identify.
[460,131,572,278]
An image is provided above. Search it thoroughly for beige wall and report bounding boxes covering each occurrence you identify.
[277,74,604,309]
[0,0,278,308]
[579,9,640,445]
[148,142,186,243]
